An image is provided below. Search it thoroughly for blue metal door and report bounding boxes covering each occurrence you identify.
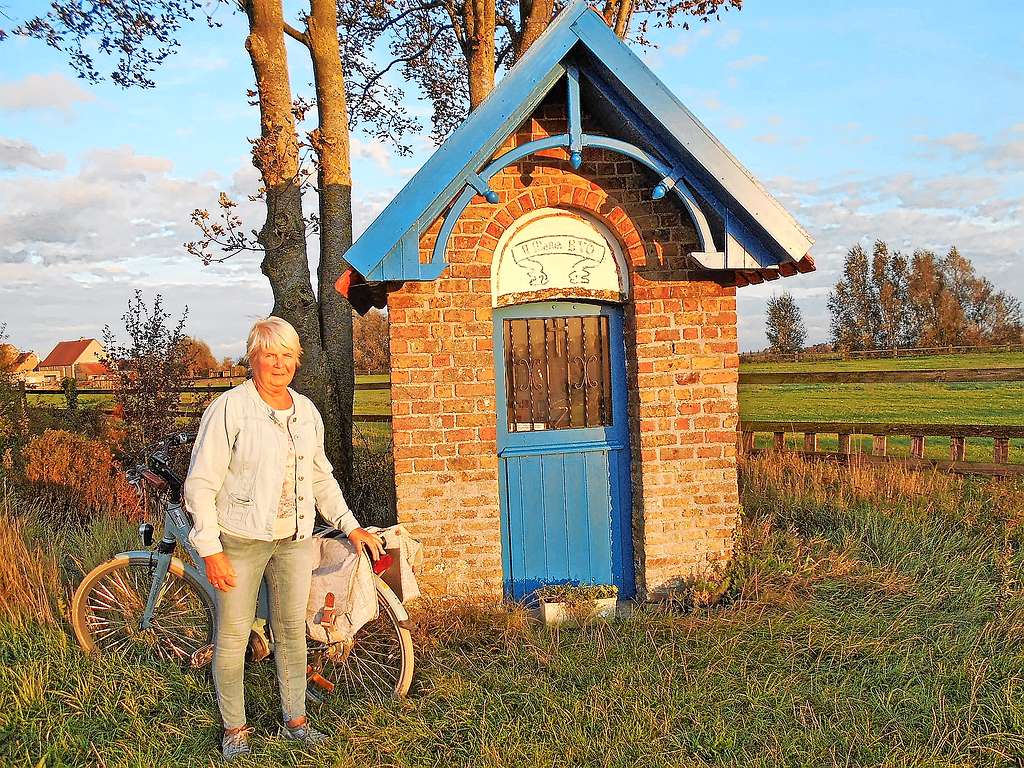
[494,301,634,600]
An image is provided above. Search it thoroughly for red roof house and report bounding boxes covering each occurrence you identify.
[39,338,104,380]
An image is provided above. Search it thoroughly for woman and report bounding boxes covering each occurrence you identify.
[185,316,384,761]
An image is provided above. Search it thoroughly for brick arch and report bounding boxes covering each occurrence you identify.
[470,175,648,272]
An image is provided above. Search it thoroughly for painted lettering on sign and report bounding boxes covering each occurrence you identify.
[509,235,609,287]
[492,208,629,307]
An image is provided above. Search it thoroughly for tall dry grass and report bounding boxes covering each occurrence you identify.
[0,485,62,627]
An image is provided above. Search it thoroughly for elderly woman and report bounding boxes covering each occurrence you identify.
[185,316,384,761]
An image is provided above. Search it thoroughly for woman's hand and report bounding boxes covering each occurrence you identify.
[348,528,386,561]
[204,552,238,592]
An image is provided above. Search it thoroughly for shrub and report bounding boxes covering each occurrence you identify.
[101,291,199,458]
[22,430,140,519]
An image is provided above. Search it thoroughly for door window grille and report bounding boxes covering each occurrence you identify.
[503,316,612,432]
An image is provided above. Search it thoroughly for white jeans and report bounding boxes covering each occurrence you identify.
[212,532,314,729]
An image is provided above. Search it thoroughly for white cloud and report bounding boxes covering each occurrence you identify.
[0,138,65,171]
[80,146,174,183]
[716,29,742,49]
[702,95,722,111]
[668,38,693,57]
[914,129,1024,171]
[737,142,1024,351]
[0,140,273,355]
[351,138,392,171]
[728,54,768,71]
[0,72,95,118]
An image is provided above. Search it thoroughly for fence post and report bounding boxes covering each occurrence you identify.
[773,432,785,451]
[994,437,1010,464]
[950,436,966,462]
[838,433,851,455]
[872,435,887,456]
[911,435,925,459]
[803,433,817,453]
[17,380,28,436]
[741,431,754,454]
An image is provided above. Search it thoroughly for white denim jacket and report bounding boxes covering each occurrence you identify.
[184,379,361,558]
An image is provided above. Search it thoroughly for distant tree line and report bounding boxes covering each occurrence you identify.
[828,241,1022,351]
[762,241,1022,355]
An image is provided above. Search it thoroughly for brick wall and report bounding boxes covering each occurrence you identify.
[387,94,741,599]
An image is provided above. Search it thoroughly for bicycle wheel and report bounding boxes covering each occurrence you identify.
[308,581,414,699]
[72,554,214,664]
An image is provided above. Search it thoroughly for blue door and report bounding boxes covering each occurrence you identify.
[494,301,634,600]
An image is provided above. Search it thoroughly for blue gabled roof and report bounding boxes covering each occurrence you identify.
[346,0,813,282]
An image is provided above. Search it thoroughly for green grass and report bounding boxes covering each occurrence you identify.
[3,456,1024,766]
[740,382,1024,425]
[741,350,1024,373]
[26,375,392,418]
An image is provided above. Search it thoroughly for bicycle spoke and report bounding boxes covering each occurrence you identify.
[77,561,212,662]
[314,592,409,700]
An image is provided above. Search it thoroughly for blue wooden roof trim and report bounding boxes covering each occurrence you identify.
[353,1,594,280]
[352,0,812,281]
[571,11,812,261]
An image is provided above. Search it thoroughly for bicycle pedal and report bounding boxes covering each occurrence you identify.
[306,665,335,693]
[190,643,214,668]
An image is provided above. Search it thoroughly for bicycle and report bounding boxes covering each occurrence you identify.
[70,432,415,699]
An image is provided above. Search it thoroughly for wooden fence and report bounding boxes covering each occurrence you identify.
[21,379,393,424]
[739,367,1024,385]
[738,421,1024,477]
[739,342,1024,365]
[24,368,1024,474]
[738,365,1024,477]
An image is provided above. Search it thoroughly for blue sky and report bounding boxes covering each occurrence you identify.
[1,0,1021,358]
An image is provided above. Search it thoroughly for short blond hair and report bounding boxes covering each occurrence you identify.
[246,316,303,363]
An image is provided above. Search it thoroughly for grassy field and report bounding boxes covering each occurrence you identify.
[738,352,1024,463]
[741,351,1024,373]
[3,454,1024,767]
[26,375,393,417]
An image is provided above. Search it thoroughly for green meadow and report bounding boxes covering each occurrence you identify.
[4,454,1024,767]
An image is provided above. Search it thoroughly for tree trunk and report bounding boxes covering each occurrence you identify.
[515,0,554,59]
[243,0,333,451]
[464,0,496,110]
[306,0,355,489]
[602,0,634,39]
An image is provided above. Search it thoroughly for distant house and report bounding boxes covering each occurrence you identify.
[38,338,104,380]
[0,344,38,375]
[75,361,112,382]
[12,351,38,373]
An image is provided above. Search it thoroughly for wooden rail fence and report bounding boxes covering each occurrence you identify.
[739,421,1024,477]
[21,380,392,424]
[739,342,1024,364]
[24,368,1024,473]
[738,367,1024,385]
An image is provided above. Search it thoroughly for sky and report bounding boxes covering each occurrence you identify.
[1,0,1022,359]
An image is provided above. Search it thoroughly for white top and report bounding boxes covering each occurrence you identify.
[273,404,298,539]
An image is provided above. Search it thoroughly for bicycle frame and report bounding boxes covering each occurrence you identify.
[138,499,277,635]
[128,432,409,647]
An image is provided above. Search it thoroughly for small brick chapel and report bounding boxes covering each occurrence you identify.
[337,0,814,601]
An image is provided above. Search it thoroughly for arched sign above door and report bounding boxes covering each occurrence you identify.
[491,208,630,308]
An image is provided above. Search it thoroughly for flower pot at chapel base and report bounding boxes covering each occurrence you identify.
[538,596,618,626]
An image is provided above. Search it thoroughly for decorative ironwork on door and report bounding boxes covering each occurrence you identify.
[502,316,612,432]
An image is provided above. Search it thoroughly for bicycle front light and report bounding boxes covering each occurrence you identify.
[138,522,154,547]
